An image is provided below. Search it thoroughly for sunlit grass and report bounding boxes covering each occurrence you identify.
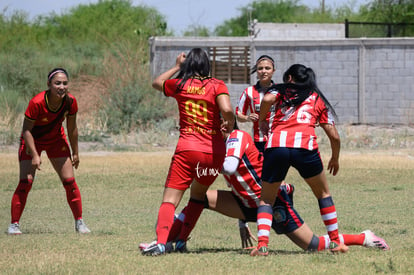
[0,150,413,274]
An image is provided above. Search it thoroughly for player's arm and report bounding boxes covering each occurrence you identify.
[217,94,235,134]
[319,123,340,176]
[22,118,41,170]
[152,52,186,92]
[66,114,80,169]
[239,220,257,248]
[258,92,275,135]
[221,156,240,175]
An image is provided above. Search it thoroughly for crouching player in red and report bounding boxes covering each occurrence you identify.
[7,68,90,235]
[142,123,389,253]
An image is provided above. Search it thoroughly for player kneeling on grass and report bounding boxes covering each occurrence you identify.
[140,124,389,253]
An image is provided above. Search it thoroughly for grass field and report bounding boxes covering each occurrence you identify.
[1,148,413,274]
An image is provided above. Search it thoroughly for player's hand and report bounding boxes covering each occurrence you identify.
[220,120,232,134]
[31,154,42,170]
[249,113,259,122]
[327,157,339,175]
[72,153,80,169]
[239,221,257,249]
[176,52,186,66]
[259,120,269,136]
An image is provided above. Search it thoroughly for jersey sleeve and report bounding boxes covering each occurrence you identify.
[236,89,250,116]
[68,95,78,116]
[163,79,178,97]
[226,131,248,159]
[316,97,335,125]
[215,79,229,97]
[24,100,39,121]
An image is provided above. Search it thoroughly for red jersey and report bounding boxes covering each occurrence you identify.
[24,91,78,145]
[236,83,270,143]
[266,91,334,151]
[164,78,229,154]
[223,130,262,208]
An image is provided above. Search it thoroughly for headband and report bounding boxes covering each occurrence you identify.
[48,70,67,81]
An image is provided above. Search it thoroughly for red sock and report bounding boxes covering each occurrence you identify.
[167,207,186,242]
[342,234,365,246]
[156,202,176,244]
[177,199,204,241]
[11,179,33,223]
[62,178,83,220]
[257,205,273,247]
[318,196,340,243]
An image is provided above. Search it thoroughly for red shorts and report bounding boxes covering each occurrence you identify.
[165,150,225,191]
[19,137,71,161]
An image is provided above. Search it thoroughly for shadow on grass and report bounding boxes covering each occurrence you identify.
[180,247,307,255]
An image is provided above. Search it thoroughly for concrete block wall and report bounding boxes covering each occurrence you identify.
[254,23,345,40]
[149,37,414,125]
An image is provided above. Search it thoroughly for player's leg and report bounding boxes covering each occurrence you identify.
[304,173,347,252]
[8,142,40,235]
[49,155,90,233]
[206,190,246,220]
[9,160,37,235]
[174,151,224,252]
[251,180,281,256]
[294,149,347,253]
[285,224,316,250]
[143,152,191,256]
[320,230,389,251]
[175,180,209,252]
[252,147,289,256]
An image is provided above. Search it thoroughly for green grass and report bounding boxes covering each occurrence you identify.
[0,150,413,274]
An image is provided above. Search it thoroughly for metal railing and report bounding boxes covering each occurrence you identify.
[345,19,414,38]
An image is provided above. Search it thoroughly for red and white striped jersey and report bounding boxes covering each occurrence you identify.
[266,91,335,151]
[223,130,262,208]
[235,84,269,143]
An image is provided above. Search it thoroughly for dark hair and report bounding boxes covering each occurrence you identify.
[48,67,69,82]
[251,55,275,74]
[269,64,337,120]
[233,119,239,130]
[176,48,211,91]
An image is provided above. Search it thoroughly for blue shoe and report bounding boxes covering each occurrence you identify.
[142,243,166,256]
[175,240,187,253]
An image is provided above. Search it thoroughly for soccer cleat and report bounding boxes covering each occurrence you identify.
[250,245,269,256]
[142,243,166,256]
[165,241,174,253]
[362,230,390,251]
[75,219,91,234]
[7,223,22,235]
[139,240,157,251]
[139,240,173,253]
[174,240,187,253]
[329,241,349,253]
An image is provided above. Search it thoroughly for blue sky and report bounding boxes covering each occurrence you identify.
[1,0,368,34]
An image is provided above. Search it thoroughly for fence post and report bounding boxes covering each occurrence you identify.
[345,19,349,38]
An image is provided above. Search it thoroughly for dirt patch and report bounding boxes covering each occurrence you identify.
[69,75,109,117]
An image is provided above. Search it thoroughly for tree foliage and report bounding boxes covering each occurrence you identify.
[215,0,341,36]
[214,0,414,37]
[359,0,414,23]
[0,0,173,135]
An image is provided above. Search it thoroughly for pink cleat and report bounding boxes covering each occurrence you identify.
[362,230,390,251]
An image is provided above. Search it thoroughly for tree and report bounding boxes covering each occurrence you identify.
[35,0,169,43]
[359,0,414,23]
[214,0,357,36]
[183,25,211,37]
